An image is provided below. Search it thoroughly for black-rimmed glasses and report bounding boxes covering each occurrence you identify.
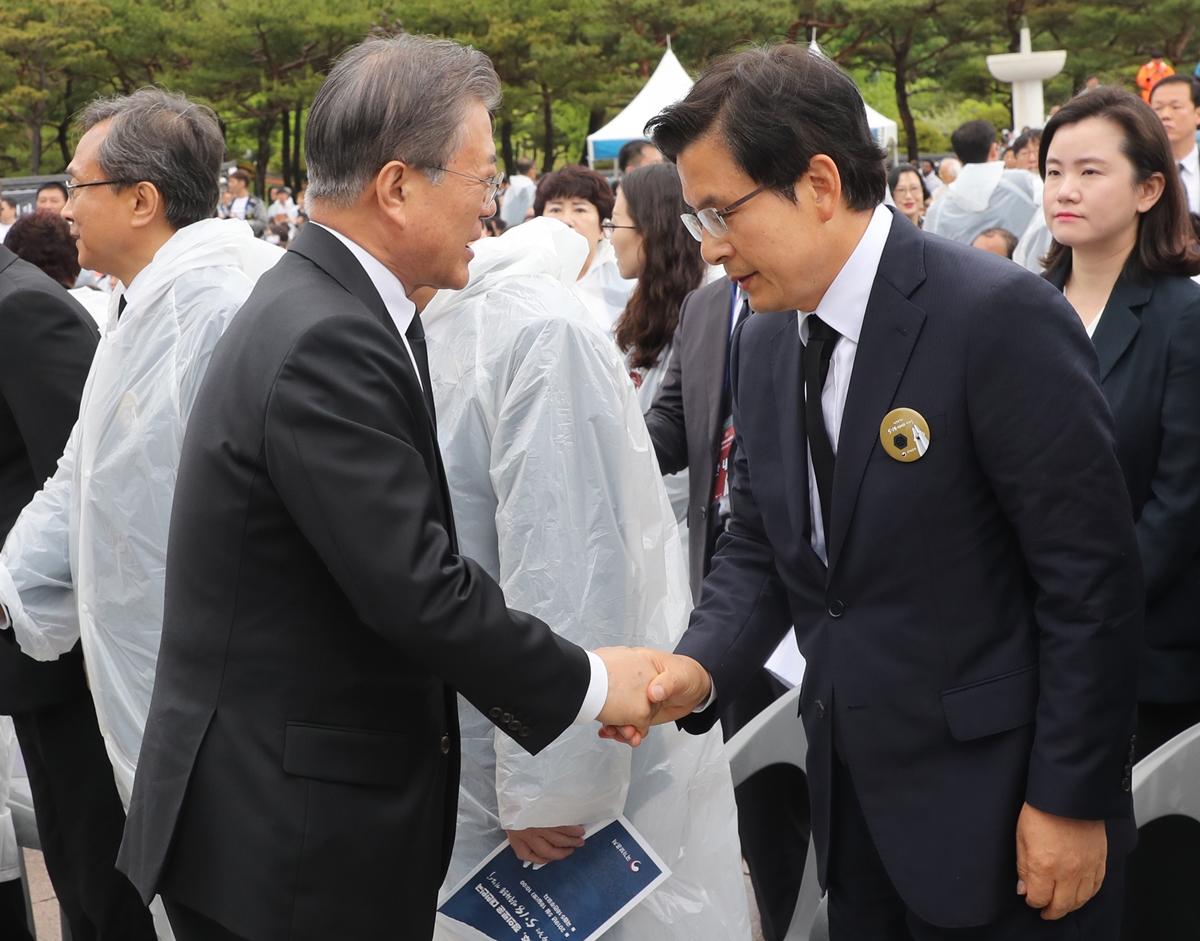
[681,184,770,241]
[600,221,637,238]
[65,179,134,200]
[428,167,505,210]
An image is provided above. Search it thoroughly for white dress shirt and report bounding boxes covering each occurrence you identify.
[311,223,609,724]
[1178,145,1200,215]
[799,203,893,564]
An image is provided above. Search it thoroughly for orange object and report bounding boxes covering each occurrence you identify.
[1138,59,1176,101]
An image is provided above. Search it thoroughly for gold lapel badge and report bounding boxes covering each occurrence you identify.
[880,407,931,462]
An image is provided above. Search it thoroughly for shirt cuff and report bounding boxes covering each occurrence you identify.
[573,650,609,725]
[695,679,716,713]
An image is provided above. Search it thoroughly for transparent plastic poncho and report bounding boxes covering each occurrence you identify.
[0,219,283,808]
[426,219,751,941]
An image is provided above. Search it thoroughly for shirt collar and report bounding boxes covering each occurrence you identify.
[1182,146,1199,174]
[310,221,416,339]
[799,203,893,345]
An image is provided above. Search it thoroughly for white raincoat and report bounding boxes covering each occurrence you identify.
[0,219,283,807]
[427,218,750,941]
[573,237,637,334]
[923,161,1038,246]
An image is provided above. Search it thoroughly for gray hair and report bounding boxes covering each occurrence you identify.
[305,35,501,208]
[78,88,224,230]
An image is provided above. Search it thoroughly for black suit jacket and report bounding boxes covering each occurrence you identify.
[0,247,97,713]
[1048,267,1200,703]
[118,224,592,941]
[675,213,1143,928]
[644,277,737,602]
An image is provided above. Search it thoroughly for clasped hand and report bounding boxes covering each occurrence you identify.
[591,646,711,747]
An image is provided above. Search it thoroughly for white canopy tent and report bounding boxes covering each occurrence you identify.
[586,46,693,166]
[585,40,900,167]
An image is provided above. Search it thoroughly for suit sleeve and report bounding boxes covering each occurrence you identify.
[643,300,689,475]
[967,268,1142,821]
[672,322,795,734]
[1133,294,1200,610]
[264,314,591,755]
[0,288,96,481]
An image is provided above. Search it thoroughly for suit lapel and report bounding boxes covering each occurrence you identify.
[1091,276,1150,381]
[700,281,736,456]
[771,314,828,581]
[827,216,927,572]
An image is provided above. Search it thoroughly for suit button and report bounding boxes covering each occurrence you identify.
[816,700,826,717]
[700,506,707,519]
[502,712,513,724]
[508,720,521,731]
[828,600,844,617]
[520,726,531,737]
[440,735,450,755]
[1122,776,1131,792]
[489,707,503,719]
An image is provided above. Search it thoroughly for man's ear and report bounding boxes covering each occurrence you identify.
[128,182,164,230]
[806,154,844,223]
[375,160,412,229]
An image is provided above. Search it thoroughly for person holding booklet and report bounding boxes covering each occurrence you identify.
[423,216,750,941]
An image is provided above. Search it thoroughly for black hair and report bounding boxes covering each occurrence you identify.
[1150,74,1200,107]
[950,120,997,164]
[37,181,68,202]
[887,163,929,201]
[617,140,654,173]
[646,44,886,211]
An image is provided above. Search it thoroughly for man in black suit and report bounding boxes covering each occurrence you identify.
[119,36,664,941]
[0,246,156,940]
[619,45,1144,939]
[644,278,809,941]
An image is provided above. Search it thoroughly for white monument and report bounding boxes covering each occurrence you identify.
[986,19,1066,131]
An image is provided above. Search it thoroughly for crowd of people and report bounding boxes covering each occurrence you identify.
[0,30,1197,941]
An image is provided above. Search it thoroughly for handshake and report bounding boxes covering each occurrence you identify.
[591,647,713,747]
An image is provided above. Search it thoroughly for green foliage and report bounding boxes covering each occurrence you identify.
[0,0,1197,182]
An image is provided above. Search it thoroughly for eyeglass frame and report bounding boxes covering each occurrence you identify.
[680,184,770,241]
[64,178,136,200]
[427,166,505,212]
[600,220,637,238]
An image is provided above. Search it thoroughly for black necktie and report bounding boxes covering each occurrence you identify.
[804,314,840,548]
[404,313,437,424]
[117,295,127,320]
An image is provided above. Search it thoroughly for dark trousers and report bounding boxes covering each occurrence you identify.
[0,877,35,941]
[164,899,251,941]
[12,690,157,941]
[827,750,1125,940]
[721,669,810,941]
[1120,699,1200,941]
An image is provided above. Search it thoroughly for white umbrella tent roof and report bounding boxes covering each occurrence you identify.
[586,41,900,166]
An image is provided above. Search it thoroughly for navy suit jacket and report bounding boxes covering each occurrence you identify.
[675,212,1143,928]
[1048,267,1200,703]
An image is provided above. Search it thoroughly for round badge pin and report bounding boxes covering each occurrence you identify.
[880,407,931,462]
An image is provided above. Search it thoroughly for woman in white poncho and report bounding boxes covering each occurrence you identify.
[426,217,750,941]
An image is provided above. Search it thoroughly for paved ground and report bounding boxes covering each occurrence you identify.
[24,848,61,941]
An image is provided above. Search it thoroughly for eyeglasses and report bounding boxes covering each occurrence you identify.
[65,179,134,200]
[600,221,637,238]
[681,185,770,241]
[429,167,505,211]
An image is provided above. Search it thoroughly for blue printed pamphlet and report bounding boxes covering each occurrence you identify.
[436,816,671,941]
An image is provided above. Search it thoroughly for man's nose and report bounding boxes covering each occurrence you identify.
[700,234,731,268]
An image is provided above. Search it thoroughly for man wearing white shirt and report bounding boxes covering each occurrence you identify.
[1150,75,1200,214]
[627,43,1143,940]
[498,156,537,227]
[118,35,677,941]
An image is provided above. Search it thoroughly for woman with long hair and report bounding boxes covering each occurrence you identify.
[534,164,635,331]
[607,162,707,552]
[1040,85,1200,939]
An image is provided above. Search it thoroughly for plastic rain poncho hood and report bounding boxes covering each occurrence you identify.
[923,161,1038,246]
[425,218,750,941]
[0,218,283,807]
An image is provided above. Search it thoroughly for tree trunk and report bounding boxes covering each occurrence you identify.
[29,121,42,175]
[894,58,919,163]
[280,109,292,190]
[57,116,72,170]
[291,107,303,187]
[541,85,554,174]
[501,117,515,177]
[580,107,607,165]
[255,117,273,197]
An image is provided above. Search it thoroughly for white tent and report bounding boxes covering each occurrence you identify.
[586,47,693,166]
[865,104,899,160]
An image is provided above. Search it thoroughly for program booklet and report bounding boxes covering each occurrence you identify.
[437,816,671,941]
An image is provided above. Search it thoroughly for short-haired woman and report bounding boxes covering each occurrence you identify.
[534,164,635,331]
[606,162,706,555]
[4,210,109,327]
[888,163,929,227]
[1041,85,1200,939]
